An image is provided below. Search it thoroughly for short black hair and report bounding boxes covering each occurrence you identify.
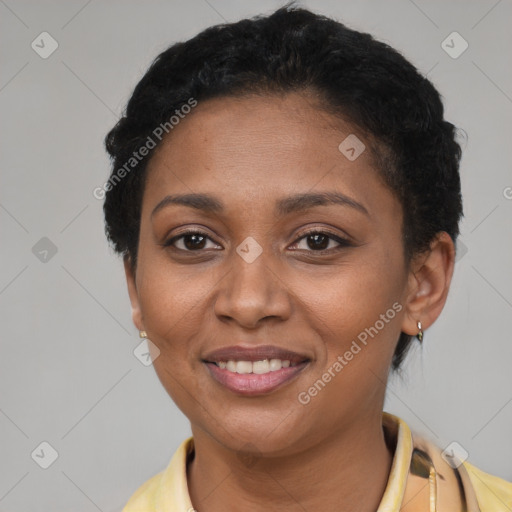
[103,3,463,371]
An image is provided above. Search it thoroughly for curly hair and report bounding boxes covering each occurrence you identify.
[103,3,463,371]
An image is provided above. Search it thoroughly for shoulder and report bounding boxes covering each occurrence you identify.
[392,413,511,512]
[463,461,512,512]
[120,436,195,511]
[121,471,164,511]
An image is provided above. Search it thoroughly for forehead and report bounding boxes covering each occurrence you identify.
[143,92,398,220]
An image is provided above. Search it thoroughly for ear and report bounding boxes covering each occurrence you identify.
[401,232,456,337]
[124,257,144,332]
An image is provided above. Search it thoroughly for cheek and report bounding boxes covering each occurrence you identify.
[138,267,206,413]
[301,256,402,320]
[134,266,210,397]
[293,252,404,363]
[137,254,212,335]
[298,265,403,412]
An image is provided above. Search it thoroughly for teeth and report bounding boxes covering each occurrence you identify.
[253,360,270,374]
[235,361,252,374]
[215,359,299,374]
[269,359,282,371]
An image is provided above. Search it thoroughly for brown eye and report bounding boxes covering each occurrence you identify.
[291,230,351,253]
[164,230,220,251]
[181,233,207,250]
[305,233,330,250]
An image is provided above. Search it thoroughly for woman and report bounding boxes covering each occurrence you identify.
[102,5,511,511]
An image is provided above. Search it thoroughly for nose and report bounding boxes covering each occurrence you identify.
[213,248,291,329]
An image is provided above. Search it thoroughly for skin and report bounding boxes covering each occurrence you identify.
[124,92,455,512]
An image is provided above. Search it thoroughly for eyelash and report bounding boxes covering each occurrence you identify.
[162,228,352,254]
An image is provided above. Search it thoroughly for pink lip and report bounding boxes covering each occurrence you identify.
[205,361,309,396]
[202,344,310,364]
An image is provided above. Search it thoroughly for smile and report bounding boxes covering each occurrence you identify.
[204,360,310,396]
[215,358,300,374]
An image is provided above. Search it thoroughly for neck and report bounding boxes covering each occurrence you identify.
[187,410,394,512]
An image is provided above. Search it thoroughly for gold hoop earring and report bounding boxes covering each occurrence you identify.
[416,321,423,343]
[139,330,147,338]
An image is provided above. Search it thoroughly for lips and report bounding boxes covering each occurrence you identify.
[202,344,311,396]
[202,345,310,365]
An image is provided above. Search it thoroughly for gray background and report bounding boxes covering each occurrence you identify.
[1,0,511,510]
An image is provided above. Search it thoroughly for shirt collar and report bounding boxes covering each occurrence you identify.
[377,412,414,511]
[152,412,479,511]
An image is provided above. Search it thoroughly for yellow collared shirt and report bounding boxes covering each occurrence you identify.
[122,413,511,511]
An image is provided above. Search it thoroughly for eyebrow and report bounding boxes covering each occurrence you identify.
[151,191,369,218]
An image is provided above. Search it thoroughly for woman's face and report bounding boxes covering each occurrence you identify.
[127,92,418,455]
